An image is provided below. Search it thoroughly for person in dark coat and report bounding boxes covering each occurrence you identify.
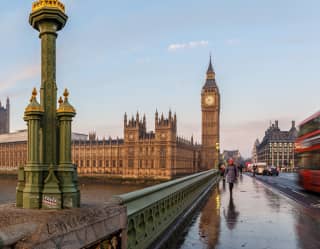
[253,164,257,177]
[219,163,226,180]
[238,164,243,175]
[224,158,238,196]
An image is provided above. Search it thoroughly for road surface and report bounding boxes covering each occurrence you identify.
[178,174,320,249]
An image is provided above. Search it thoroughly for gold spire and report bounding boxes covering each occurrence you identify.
[25,88,44,113]
[63,88,69,99]
[32,87,37,98]
[29,87,37,102]
[58,96,63,105]
[57,89,76,114]
[32,0,65,13]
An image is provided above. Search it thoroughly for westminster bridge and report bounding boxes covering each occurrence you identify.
[0,1,221,248]
[0,169,219,249]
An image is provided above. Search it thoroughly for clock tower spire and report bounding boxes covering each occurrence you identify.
[201,56,220,169]
[204,55,217,87]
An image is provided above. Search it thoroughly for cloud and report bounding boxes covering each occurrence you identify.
[168,40,209,52]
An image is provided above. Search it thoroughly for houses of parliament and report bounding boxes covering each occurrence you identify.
[0,59,220,180]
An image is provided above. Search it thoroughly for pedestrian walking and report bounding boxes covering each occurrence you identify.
[219,163,226,183]
[224,158,238,196]
[253,164,257,177]
[238,164,243,175]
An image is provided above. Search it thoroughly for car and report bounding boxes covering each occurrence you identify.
[263,166,279,176]
[271,166,279,176]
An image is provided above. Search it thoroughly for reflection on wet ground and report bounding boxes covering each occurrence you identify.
[223,196,239,231]
[0,177,142,205]
[178,175,320,249]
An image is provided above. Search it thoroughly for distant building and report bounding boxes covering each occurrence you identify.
[0,58,220,179]
[222,150,242,165]
[252,139,260,164]
[0,130,87,171]
[255,120,298,170]
[72,111,201,179]
[0,98,9,134]
[201,56,220,169]
[0,113,201,179]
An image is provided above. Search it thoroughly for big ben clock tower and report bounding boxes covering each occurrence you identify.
[201,56,220,169]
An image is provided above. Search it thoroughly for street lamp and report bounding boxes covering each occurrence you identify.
[215,142,220,168]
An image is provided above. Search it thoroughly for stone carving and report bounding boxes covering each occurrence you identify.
[0,203,126,249]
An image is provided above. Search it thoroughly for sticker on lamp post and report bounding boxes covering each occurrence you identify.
[42,195,59,209]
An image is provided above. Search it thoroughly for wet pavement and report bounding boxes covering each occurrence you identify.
[251,173,320,209]
[178,174,320,249]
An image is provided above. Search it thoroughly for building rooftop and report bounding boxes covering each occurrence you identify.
[0,130,88,144]
[257,120,298,148]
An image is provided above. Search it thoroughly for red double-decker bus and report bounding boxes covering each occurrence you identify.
[295,110,320,193]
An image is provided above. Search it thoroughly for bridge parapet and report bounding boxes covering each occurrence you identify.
[112,169,219,249]
[0,202,126,249]
[0,170,218,249]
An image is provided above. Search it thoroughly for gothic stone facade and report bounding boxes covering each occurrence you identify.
[256,120,298,170]
[0,59,220,179]
[0,113,201,180]
[201,57,220,169]
[0,98,9,134]
[73,112,201,179]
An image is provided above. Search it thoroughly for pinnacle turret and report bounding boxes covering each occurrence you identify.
[207,55,214,74]
[203,55,218,89]
[124,112,128,127]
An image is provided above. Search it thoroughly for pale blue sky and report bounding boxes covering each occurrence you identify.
[0,0,319,157]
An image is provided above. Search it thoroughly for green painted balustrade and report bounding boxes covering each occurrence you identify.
[113,169,219,249]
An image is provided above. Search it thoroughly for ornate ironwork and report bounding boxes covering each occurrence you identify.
[88,232,122,249]
[32,0,65,13]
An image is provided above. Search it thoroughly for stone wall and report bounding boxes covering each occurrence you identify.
[0,203,126,249]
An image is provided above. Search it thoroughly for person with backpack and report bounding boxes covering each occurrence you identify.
[224,158,238,196]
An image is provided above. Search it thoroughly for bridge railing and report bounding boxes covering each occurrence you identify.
[112,169,219,249]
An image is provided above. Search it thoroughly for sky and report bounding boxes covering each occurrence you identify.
[0,0,319,158]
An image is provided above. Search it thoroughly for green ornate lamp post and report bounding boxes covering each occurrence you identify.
[56,90,80,208]
[16,0,80,209]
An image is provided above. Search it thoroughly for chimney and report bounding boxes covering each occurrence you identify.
[292,121,295,128]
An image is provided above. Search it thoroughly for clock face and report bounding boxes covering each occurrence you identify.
[129,134,134,140]
[161,133,166,139]
[205,95,214,106]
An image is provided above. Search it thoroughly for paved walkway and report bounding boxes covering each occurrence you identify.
[178,174,320,249]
